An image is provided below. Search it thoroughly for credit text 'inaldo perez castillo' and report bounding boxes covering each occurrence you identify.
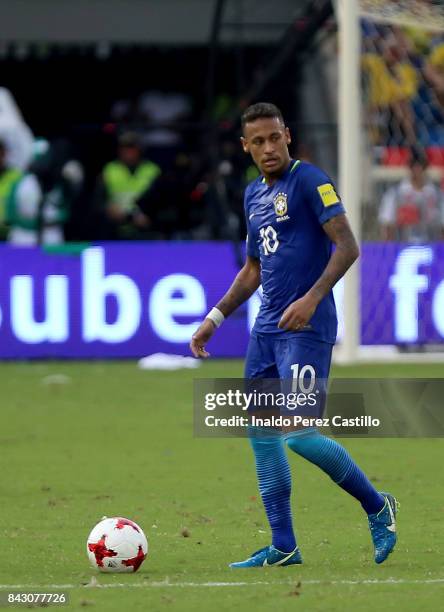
[204,415,381,428]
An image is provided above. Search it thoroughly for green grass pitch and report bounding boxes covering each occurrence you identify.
[1,360,443,611]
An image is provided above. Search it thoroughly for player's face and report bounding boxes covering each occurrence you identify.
[241,117,291,177]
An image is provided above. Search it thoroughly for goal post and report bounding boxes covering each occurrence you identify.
[337,0,361,364]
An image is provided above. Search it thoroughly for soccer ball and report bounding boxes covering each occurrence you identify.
[87,517,148,573]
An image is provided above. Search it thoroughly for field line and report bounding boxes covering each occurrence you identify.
[1,578,444,589]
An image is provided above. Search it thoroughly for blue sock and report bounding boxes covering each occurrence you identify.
[286,430,384,515]
[249,429,296,552]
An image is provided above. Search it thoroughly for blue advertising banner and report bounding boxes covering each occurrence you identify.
[0,242,443,358]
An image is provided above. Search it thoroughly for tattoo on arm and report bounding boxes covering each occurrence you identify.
[215,258,261,318]
[308,214,359,304]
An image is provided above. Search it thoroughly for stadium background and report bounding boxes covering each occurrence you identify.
[0,0,443,358]
[1,2,444,611]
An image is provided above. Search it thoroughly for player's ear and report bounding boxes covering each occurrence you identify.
[285,127,291,145]
[240,136,249,153]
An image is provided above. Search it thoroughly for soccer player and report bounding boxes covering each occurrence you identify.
[190,103,398,568]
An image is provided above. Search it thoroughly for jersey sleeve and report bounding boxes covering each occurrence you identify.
[303,165,345,225]
[244,185,260,259]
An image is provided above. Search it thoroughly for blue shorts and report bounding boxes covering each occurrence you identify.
[245,332,333,380]
[244,333,333,420]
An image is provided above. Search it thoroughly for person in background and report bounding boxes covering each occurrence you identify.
[0,87,34,171]
[95,132,161,239]
[137,91,191,169]
[0,140,21,240]
[362,33,419,146]
[424,36,444,106]
[135,152,208,239]
[379,148,444,242]
[6,139,83,246]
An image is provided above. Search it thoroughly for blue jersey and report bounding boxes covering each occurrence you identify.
[245,159,345,344]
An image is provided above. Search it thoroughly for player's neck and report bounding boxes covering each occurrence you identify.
[263,158,292,187]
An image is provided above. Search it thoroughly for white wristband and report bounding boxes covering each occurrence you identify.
[206,307,225,328]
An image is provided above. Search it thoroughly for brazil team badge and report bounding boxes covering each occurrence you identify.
[273,192,288,217]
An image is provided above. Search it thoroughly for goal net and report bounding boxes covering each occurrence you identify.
[334,0,444,360]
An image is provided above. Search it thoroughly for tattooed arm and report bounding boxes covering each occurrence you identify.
[278,214,359,331]
[190,256,261,358]
[215,256,261,317]
[307,213,360,303]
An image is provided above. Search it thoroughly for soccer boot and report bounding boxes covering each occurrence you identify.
[368,492,399,564]
[229,545,302,568]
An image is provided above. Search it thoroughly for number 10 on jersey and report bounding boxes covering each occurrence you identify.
[260,225,279,255]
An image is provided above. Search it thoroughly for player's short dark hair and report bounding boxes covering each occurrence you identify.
[241,103,285,131]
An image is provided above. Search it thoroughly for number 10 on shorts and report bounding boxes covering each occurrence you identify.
[291,363,316,393]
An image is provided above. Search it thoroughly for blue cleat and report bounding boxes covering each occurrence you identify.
[368,492,399,564]
[229,545,302,568]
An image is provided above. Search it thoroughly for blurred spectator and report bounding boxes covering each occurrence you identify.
[109,91,192,169]
[6,139,83,246]
[378,148,444,242]
[0,140,22,239]
[403,26,432,56]
[362,33,419,145]
[138,92,191,147]
[213,139,248,239]
[94,132,161,239]
[424,37,444,106]
[137,152,208,239]
[0,88,34,170]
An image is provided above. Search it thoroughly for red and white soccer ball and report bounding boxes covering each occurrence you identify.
[87,517,148,573]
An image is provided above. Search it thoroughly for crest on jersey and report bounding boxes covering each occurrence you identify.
[273,192,288,217]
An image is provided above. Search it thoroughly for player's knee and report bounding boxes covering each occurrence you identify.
[249,428,282,450]
[285,429,323,458]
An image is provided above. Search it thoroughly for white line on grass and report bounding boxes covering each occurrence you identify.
[1,578,444,589]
